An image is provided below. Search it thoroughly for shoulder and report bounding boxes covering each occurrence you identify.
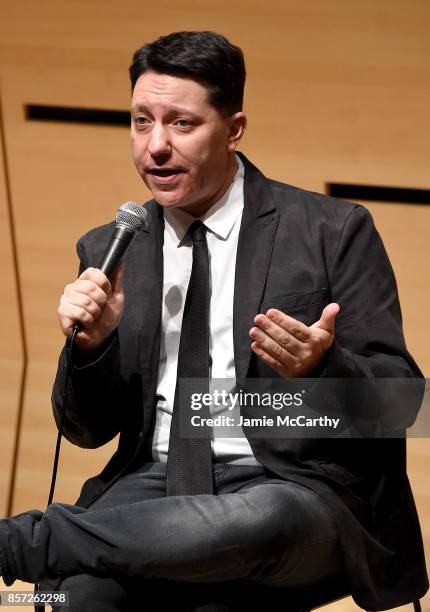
[76,221,116,266]
[78,220,115,247]
[76,199,157,265]
[268,177,367,225]
[268,179,379,252]
[239,153,371,229]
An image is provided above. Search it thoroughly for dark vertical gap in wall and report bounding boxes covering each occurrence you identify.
[0,92,29,517]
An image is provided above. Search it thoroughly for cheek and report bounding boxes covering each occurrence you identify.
[182,127,227,164]
[195,148,228,187]
[131,136,146,165]
[131,141,139,166]
[187,141,225,178]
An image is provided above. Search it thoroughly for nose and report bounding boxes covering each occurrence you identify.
[147,123,171,158]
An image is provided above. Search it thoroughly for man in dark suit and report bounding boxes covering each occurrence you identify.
[0,31,427,611]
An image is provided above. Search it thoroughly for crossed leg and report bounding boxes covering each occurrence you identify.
[0,463,342,611]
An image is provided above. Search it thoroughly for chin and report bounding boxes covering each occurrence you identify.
[153,191,186,209]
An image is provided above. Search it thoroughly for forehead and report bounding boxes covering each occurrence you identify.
[131,70,212,112]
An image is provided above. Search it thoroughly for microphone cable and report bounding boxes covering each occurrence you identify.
[33,325,79,611]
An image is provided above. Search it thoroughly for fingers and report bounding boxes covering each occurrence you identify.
[249,337,296,378]
[249,310,306,375]
[250,312,304,358]
[57,267,112,336]
[79,267,111,293]
[249,305,338,379]
[58,292,101,330]
[251,309,312,348]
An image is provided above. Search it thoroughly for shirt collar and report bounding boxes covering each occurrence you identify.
[164,154,244,246]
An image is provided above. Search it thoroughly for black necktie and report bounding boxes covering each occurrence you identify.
[166,221,214,496]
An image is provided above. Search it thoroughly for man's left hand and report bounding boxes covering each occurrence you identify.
[249,303,340,378]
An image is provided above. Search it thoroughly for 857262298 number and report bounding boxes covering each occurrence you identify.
[0,590,69,606]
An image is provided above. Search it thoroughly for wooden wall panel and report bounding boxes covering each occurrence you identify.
[0,1,428,609]
[0,93,24,517]
[0,0,429,192]
[0,63,147,510]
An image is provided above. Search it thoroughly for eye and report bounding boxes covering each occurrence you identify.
[174,119,192,129]
[134,116,150,128]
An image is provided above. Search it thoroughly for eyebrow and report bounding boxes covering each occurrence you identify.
[131,103,200,117]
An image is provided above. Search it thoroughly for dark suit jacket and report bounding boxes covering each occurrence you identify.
[52,153,428,610]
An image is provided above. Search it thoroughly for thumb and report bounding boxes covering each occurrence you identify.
[312,302,340,334]
[110,261,124,294]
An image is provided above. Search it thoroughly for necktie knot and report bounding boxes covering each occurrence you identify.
[188,220,207,242]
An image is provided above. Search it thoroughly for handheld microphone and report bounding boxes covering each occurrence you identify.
[73,201,149,333]
[99,201,149,278]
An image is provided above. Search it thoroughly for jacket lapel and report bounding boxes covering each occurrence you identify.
[129,199,164,433]
[234,154,279,381]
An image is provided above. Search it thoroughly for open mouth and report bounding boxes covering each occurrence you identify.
[148,167,185,177]
[146,167,185,186]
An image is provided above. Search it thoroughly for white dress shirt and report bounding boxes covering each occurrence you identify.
[152,155,261,466]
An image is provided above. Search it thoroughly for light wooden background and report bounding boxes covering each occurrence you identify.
[0,1,428,610]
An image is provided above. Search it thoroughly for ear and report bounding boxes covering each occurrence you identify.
[227,112,247,152]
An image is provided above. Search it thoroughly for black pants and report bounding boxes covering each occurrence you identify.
[0,462,342,610]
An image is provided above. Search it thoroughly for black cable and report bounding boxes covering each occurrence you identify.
[33,326,79,611]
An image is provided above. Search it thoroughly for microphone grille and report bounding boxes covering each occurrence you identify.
[116,201,149,234]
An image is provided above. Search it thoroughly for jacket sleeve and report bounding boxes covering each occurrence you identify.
[51,239,128,448]
[317,204,424,432]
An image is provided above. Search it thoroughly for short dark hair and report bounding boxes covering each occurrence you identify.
[129,31,246,116]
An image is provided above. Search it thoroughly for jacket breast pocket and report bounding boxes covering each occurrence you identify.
[260,288,328,325]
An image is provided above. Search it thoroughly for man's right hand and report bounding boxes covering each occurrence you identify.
[57,263,125,352]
